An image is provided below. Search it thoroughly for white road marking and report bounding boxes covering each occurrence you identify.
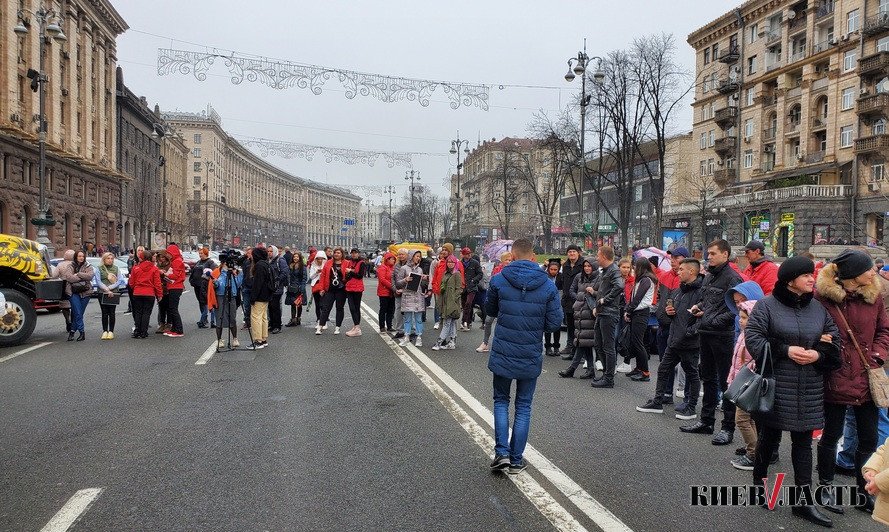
[362,302,633,532]
[360,304,586,531]
[0,341,53,364]
[195,341,218,365]
[40,487,103,532]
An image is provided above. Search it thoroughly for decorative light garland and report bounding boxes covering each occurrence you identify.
[237,136,445,168]
[157,48,490,111]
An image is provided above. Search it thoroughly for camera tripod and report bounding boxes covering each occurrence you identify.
[216,266,256,352]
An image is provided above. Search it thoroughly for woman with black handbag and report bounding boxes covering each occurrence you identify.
[815,249,889,517]
[744,256,841,528]
[62,250,95,341]
[96,252,126,340]
[285,252,307,327]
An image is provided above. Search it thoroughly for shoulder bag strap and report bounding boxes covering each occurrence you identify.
[833,306,871,371]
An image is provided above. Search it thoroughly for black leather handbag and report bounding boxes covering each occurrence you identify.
[725,343,775,414]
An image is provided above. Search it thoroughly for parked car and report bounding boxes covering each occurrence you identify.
[0,234,61,347]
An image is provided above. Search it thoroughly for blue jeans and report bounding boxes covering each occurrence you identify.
[404,311,424,337]
[69,293,90,333]
[837,406,889,468]
[493,374,538,465]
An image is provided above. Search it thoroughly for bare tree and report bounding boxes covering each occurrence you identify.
[489,149,527,240]
[391,186,446,243]
[667,167,718,248]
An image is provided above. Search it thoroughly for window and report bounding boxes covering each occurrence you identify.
[193,162,202,172]
[712,43,719,61]
[193,147,201,158]
[193,176,201,186]
[847,9,860,34]
[882,0,889,14]
[842,87,855,110]
[748,23,758,44]
[843,50,857,72]
[634,186,643,201]
[194,133,202,144]
[700,132,707,149]
[879,36,889,52]
[704,48,710,64]
[745,88,754,107]
[700,160,706,176]
[875,119,886,135]
[745,119,754,139]
[709,130,715,147]
[707,158,715,175]
[743,150,754,168]
[703,78,710,93]
[747,55,757,75]
[840,125,853,147]
[874,163,886,181]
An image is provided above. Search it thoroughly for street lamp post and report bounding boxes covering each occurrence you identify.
[404,170,420,240]
[449,134,470,242]
[15,5,67,255]
[365,199,373,246]
[564,40,605,240]
[384,185,396,241]
[204,161,215,246]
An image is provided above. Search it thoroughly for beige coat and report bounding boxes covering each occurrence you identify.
[863,436,889,526]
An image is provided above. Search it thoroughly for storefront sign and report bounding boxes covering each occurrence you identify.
[705,217,721,227]
[598,224,617,233]
[672,219,690,229]
[781,213,795,223]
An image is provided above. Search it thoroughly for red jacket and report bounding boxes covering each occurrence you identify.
[623,275,635,305]
[344,258,365,293]
[318,259,346,292]
[129,260,163,299]
[432,257,464,294]
[376,253,396,297]
[816,264,889,405]
[729,261,749,281]
[743,259,778,295]
[656,268,681,291]
[164,244,186,290]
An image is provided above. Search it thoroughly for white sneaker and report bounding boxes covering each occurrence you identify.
[345,326,361,337]
[315,325,322,335]
[101,331,109,340]
[595,360,604,371]
[399,338,408,347]
[433,322,440,330]
[414,337,422,347]
[616,362,633,373]
[322,324,328,330]
[334,327,341,335]
[217,339,225,349]
[675,389,685,398]
[432,342,443,351]
[231,338,240,347]
[476,342,488,352]
[445,341,456,350]
[583,360,588,369]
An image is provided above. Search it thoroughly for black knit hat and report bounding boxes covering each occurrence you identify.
[832,249,873,280]
[777,256,815,284]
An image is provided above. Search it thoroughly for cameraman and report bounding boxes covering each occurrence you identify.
[211,255,243,349]
[191,247,217,328]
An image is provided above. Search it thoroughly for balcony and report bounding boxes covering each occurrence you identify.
[859,51,889,78]
[811,116,828,130]
[863,11,889,36]
[785,121,801,135]
[717,79,740,94]
[718,46,740,64]
[762,127,777,141]
[816,2,835,21]
[715,185,852,208]
[857,92,889,118]
[714,136,736,155]
[786,86,802,100]
[811,40,833,55]
[766,28,782,45]
[765,60,783,72]
[811,76,830,91]
[789,15,806,33]
[713,168,736,185]
[805,151,825,164]
[714,106,738,128]
[760,94,777,107]
[854,134,889,155]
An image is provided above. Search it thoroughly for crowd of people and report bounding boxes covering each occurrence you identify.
[46,235,889,527]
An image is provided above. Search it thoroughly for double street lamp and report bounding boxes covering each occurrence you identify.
[14,4,67,254]
[564,41,605,239]
[449,133,470,241]
[405,170,420,240]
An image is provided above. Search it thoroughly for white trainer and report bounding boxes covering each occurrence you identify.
[334,327,341,335]
[616,362,633,373]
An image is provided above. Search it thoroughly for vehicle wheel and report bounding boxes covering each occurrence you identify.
[0,288,37,348]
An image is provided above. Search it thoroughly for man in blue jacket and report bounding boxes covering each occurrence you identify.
[486,239,563,474]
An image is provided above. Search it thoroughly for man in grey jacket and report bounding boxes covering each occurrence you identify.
[391,249,409,339]
[591,245,625,389]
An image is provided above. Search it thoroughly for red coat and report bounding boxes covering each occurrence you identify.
[816,264,889,405]
[376,254,396,297]
[432,257,465,294]
[164,244,186,290]
[656,268,681,291]
[318,259,347,292]
[129,260,163,299]
[623,275,635,305]
[344,258,365,293]
[743,259,778,296]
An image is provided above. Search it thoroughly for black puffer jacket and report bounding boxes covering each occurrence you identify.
[250,247,273,303]
[744,283,841,432]
[570,260,597,348]
[666,275,703,351]
[561,259,585,313]
[697,262,743,336]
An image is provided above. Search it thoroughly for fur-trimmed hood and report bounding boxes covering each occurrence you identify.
[816,262,882,305]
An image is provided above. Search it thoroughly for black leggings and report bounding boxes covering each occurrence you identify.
[379,296,395,330]
[818,401,879,489]
[313,292,323,320]
[753,424,813,488]
[132,296,155,336]
[627,309,649,372]
[290,303,303,321]
[100,303,116,332]
[166,289,183,333]
[319,289,347,327]
[347,291,362,326]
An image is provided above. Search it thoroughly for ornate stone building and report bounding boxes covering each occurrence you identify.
[163,106,361,250]
[159,119,189,245]
[0,0,128,253]
[688,0,889,256]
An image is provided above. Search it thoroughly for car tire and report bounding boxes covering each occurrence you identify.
[0,288,37,348]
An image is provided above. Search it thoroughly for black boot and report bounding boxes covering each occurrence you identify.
[577,369,596,379]
[590,376,614,388]
[791,505,833,528]
[815,482,844,515]
[67,331,75,341]
[558,367,576,378]
[76,331,85,341]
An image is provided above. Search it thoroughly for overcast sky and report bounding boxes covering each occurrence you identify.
[115,0,739,207]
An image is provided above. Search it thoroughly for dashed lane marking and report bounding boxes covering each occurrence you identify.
[40,487,103,532]
[0,341,53,364]
[195,341,217,365]
[361,302,633,532]
[360,303,588,532]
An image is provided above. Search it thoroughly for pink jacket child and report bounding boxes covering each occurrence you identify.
[727,300,758,386]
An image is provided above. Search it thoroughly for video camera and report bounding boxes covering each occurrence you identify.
[219,249,246,269]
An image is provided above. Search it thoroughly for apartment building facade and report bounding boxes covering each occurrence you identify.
[688,0,889,257]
